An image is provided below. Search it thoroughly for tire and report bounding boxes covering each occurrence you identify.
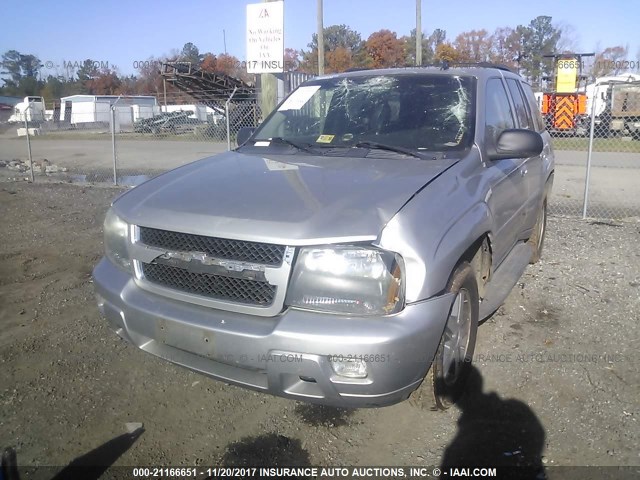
[409,262,479,410]
[528,197,547,264]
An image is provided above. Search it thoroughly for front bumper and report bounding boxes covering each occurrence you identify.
[93,258,453,408]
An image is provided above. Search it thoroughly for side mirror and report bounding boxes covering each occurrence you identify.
[236,127,256,147]
[489,129,543,160]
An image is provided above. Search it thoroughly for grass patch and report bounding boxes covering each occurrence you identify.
[552,137,640,153]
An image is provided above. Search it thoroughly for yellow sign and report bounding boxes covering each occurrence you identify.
[556,59,578,93]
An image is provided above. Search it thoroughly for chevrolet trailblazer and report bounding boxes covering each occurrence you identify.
[93,66,554,409]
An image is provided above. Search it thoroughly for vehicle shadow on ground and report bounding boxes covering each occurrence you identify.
[294,403,355,427]
[218,433,311,467]
[440,366,546,479]
[213,433,312,479]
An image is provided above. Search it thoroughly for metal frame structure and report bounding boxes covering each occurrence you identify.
[160,62,255,108]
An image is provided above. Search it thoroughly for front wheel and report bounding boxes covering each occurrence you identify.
[410,262,479,410]
[528,198,547,264]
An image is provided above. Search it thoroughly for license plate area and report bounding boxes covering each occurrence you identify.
[156,318,215,359]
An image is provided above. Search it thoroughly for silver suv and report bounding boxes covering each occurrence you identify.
[93,66,554,410]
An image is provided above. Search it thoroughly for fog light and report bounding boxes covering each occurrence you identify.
[329,357,368,379]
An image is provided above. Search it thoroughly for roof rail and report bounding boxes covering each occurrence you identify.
[447,62,517,73]
[413,61,517,73]
[344,67,371,73]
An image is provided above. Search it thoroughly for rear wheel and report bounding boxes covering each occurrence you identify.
[528,197,547,264]
[410,262,479,410]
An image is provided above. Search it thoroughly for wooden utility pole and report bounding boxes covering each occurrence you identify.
[260,0,280,118]
[317,0,324,75]
[416,0,422,66]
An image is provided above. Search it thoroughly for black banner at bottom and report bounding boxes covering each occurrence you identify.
[6,465,640,480]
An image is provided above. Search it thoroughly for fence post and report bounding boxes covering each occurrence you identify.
[226,86,238,151]
[111,106,118,186]
[23,104,35,183]
[582,85,599,219]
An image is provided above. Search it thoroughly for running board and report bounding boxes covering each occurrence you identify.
[479,242,533,320]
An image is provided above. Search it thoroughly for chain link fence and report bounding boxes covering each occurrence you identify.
[1,107,116,184]
[546,82,640,220]
[112,96,262,184]
[0,93,262,187]
[1,87,638,221]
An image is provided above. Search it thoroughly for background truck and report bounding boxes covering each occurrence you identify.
[592,80,640,138]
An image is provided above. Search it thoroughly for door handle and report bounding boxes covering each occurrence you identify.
[520,168,528,176]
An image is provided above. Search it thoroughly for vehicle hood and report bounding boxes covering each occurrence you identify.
[114,151,458,245]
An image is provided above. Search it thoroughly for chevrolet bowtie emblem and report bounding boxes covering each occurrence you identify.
[154,251,267,281]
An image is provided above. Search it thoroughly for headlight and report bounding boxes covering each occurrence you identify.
[104,208,131,271]
[285,246,404,315]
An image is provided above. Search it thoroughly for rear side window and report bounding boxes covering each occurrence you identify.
[506,79,534,130]
[520,82,545,132]
[485,78,515,144]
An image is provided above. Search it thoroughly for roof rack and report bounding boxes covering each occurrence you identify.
[419,61,516,73]
[344,67,371,73]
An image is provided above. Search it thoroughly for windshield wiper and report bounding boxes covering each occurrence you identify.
[354,141,425,159]
[264,137,316,153]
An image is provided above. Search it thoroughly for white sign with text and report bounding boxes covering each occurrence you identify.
[246,1,284,73]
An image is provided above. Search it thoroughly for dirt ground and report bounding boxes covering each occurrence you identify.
[0,183,638,477]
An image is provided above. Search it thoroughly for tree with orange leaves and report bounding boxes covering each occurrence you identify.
[200,54,217,73]
[434,43,462,64]
[365,30,406,68]
[325,47,353,73]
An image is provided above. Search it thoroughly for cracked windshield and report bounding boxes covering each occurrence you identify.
[250,74,475,154]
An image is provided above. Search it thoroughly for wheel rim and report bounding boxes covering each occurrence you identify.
[537,202,547,251]
[442,288,472,386]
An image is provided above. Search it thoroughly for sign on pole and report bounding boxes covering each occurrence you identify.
[556,58,578,93]
[246,1,284,73]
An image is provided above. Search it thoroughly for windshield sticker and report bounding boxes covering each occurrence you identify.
[316,134,335,144]
[254,141,271,146]
[278,86,321,111]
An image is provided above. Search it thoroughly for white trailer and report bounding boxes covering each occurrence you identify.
[8,96,46,123]
[59,95,158,127]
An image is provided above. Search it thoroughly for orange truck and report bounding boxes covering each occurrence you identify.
[541,53,593,136]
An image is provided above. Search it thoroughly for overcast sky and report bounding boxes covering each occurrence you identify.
[1,0,639,76]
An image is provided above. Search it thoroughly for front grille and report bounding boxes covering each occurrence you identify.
[139,227,285,266]
[142,262,276,306]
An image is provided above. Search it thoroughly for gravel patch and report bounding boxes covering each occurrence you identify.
[0,183,638,473]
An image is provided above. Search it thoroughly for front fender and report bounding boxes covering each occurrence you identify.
[377,201,493,303]
[432,202,493,293]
